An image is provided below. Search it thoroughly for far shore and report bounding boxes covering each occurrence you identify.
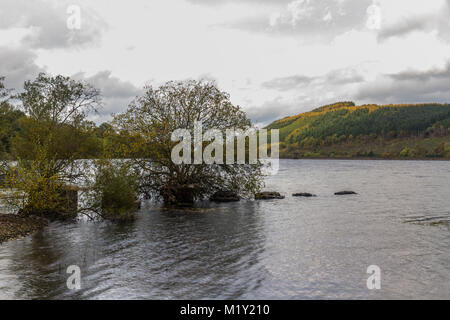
[279,157,450,161]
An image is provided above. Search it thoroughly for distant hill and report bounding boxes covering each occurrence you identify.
[266,102,450,159]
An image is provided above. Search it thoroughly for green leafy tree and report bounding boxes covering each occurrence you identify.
[12,73,101,178]
[111,80,264,204]
[2,73,101,218]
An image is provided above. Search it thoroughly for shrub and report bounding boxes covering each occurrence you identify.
[433,142,445,157]
[445,144,450,158]
[400,146,417,157]
[89,161,140,221]
[1,160,77,219]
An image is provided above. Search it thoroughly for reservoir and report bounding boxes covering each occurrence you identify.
[1,159,449,299]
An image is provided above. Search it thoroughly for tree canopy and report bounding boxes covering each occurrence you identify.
[1,74,102,219]
[111,80,264,203]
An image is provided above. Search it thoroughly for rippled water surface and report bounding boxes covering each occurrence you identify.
[1,160,449,299]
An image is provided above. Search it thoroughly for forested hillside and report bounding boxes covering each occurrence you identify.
[266,102,450,159]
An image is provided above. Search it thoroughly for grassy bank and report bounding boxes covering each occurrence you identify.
[0,214,47,244]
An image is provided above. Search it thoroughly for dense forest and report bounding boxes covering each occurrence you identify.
[0,104,106,160]
[0,105,108,160]
[266,102,450,159]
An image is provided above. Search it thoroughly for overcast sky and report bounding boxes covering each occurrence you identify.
[1,0,450,125]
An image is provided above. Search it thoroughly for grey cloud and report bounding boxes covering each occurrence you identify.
[377,1,450,42]
[224,0,372,41]
[0,0,106,49]
[262,75,315,91]
[245,95,340,126]
[262,67,364,91]
[192,0,450,43]
[75,71,142,99]
[356,62,450,104]
[325,68,364,85]
[256,67,366,124]
[187,0,292,6]
[0,46,45,90]
[388,63,450,82]
[378,16,429,41]
[436,11,450,41]
[0,46,141,122]
[72,71,143,122]
[245,98,300,125]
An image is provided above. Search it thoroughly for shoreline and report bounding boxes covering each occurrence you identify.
[279,157,450,161]
[0,214,47,244]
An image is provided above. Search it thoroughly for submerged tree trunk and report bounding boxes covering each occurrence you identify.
[161,184,195,206]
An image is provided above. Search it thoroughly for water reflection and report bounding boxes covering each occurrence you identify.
[1,201,267,299]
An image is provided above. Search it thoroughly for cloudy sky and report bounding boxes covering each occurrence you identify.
[1,0,450,125]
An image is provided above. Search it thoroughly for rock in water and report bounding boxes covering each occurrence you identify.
[292,193,316,197]
[255,191,285,200]
[210,191,240,202]
[334,191,357,195]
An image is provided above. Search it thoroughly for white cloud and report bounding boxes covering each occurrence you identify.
[323,11,333,22]
[366,1,382,30]
[287,0,313,27]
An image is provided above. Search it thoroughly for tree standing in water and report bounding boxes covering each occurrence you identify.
[111,80,264,205]
[1,73,102,219]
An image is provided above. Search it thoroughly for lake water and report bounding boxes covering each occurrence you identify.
[1,159,449,299]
